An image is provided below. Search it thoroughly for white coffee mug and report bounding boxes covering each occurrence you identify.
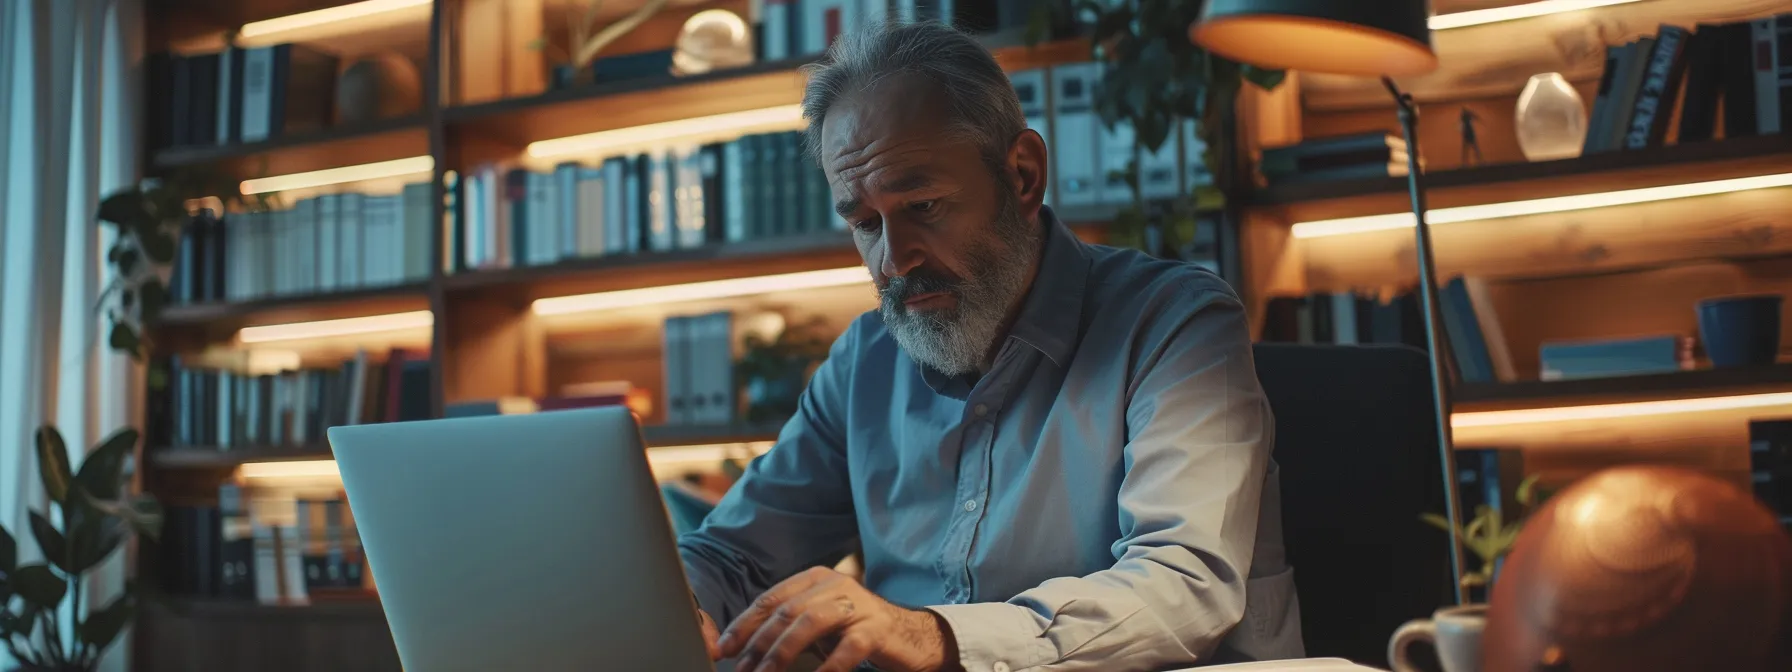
[1389,604,1487,672]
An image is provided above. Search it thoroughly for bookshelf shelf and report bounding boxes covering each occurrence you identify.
[442,230,860,299]
[150,445,334,468]
[151,115,428,170]
[1248,133,1792,209]
[157,282,431,330]
[643,420,788,447]
[1455,362,1792,412]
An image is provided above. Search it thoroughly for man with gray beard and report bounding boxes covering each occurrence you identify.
[678,21,1302,672]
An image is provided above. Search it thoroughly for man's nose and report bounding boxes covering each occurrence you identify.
[879,221,927,278]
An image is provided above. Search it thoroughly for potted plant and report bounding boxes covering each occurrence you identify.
[733,315,831,425]
[528,0,671,89]
[1027,1,1285,260]
[2,427,163,672]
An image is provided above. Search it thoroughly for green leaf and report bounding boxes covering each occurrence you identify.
[13,564,67,609]
[0,606,39,637]
[108,323,141,359]
[35,426,72,503]
[141,231,177,264]
[75,428,138,502]
[1192,184,1226,210]
[1419,513,1453,532]
[78,595,134,649]
[1515,474,1543,508]
[1240,64,1287,91]
[0,525,14,572]
[96,189,146,227]
[120,287,135,309]
[139,278,169,323]
[30,511,67,572]
[70,506,126,574]
[525,36,549,51]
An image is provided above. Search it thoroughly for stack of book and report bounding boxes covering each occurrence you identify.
[149,349,431,452]
[1537,335,1691,380]
[148,43,339,151]
[1257,133,1410,186]
[170,185,434,306]
[1587,16,1792,153]
[1016,62,1214,212]
[160,484,371,604]
[1262,277,1516,384]
[1254,132,1404,185]
[756,0,1030,62]
[452,132,838,271]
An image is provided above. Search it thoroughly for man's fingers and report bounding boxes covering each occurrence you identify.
[813,629,876,672]
[698,609,721,661]
[751,598,855,672]
[720,569,830,657]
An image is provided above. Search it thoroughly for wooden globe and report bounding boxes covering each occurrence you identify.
[335,52,422,125]
[1484,466,1792,671]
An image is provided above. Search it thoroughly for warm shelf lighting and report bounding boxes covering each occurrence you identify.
[241,459,342,479]
[532,267,871,316]
[526,105,805,160]
[1428,0,1647,30]
[1452,392,1792,428]
[237,310,434,344]
[1291,171,1792,239]
[238,0,431,45]
[239,156,434,195]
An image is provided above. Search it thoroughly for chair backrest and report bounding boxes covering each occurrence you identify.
[1253,343,1453,667]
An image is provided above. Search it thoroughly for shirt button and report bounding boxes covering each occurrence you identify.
[994,663,1011,672]
[973,403,988,417]
[964,499,978,512]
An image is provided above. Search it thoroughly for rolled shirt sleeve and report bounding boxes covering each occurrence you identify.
[928,286,1274,671]
[678,320,863,626]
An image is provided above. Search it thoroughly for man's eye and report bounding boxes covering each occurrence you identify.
[852,217,882,233]
[909,200,937,213]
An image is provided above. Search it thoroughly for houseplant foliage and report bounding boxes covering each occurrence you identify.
[1422,474,1553,596]
[1027,0,1285,256]
[734,315,832,424]
[528,0,671,85]
[2,427,163,671]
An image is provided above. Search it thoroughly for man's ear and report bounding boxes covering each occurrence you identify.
[1008,128,1049,220]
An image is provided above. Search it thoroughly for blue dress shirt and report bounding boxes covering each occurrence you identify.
[680,208,1305,671]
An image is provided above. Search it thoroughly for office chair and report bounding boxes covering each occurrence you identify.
[1253,343,1454,667]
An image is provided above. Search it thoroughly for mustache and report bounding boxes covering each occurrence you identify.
[880,269,962,305]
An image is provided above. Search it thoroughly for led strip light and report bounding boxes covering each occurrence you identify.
[532,267,871,316]
[1429,0,1650,31]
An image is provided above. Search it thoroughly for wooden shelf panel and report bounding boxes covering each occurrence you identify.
[152,115,427,172]
[1457,363,1792,412]
[443,230,861,301]
[442,37,1092,159]
[148,422,788,471]
[1248,133,1792,209]
[643,421,786,447]
[155,283,432,345]
[151,594,384,620]
[150,444,334,468]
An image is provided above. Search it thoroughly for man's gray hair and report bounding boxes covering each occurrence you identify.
[799,21,1027,167]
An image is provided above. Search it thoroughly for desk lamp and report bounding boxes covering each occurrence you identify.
[1185,0,1467,603]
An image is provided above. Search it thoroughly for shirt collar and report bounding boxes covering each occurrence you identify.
[913,207,1092,395]
[1005,206,1091,368]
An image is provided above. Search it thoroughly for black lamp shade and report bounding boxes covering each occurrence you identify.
[1190,0,1439,77]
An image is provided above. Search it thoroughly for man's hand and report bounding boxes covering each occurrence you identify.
[718,567,963,672]
[698,606,722,660]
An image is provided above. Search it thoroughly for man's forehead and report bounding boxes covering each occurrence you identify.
[818,73,950,158]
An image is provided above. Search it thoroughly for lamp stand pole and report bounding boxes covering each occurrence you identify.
[1382,76,1467,605]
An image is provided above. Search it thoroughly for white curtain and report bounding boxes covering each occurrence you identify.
[0,0,143,669]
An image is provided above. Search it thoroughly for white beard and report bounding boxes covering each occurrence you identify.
[879,204,1039,377]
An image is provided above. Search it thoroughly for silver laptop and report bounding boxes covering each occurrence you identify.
[329,406,715,672]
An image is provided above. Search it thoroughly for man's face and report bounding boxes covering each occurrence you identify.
[820,75,1040,376]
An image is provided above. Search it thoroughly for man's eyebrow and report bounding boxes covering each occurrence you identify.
[834,172,936,218]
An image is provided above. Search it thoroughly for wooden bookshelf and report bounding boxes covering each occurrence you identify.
[153,115,428,170]
[1456,363,1792,411]
[151,444,335,468]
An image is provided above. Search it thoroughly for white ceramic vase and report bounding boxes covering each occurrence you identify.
[1515,72,1587,162]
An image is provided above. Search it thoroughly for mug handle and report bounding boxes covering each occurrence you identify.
[1388,619,1438,672]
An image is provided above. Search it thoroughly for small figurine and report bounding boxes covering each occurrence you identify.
[1460,107,1485,167]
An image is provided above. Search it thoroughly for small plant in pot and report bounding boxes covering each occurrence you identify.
[2,427,163,672]
[734,315,831,425]
[528,0,671,88]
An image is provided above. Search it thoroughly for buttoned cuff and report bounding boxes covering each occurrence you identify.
[925,602,1057,672]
